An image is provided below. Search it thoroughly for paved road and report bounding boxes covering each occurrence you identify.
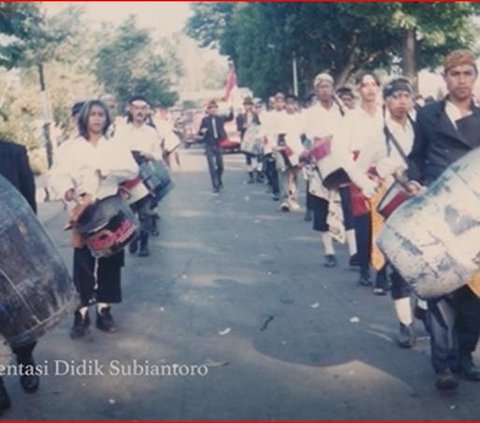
[3,148,480,420]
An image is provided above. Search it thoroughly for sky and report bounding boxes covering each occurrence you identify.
[44,1,192,37]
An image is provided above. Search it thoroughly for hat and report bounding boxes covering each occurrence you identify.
[383,78,413,99]
[243,96,254,105]
[128,95,149,105]
[443,50,477,73]
[314,72,334,87]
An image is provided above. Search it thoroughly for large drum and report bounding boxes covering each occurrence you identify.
[0,175,76,347]
[377,147,480,299]
[75,195,138,258]
[310,136,351,189]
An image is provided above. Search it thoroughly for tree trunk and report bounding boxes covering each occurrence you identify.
[402,28,418,91]
[37,62,53,169]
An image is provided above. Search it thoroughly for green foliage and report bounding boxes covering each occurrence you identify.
[186,3,479,98]
[94,16,178,109]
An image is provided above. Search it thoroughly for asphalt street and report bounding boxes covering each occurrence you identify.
[2,148,480,421]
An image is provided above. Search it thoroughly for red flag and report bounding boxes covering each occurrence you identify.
[223,62,237,102]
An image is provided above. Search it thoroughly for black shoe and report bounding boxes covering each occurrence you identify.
[373,271,388,295]
[17,356,39,393]
[304,209,313,222]
[273,193,281,201]
[458,357,480,381]
[358,274,372,286]
[0,379,11,416]
[348,254,359,267]
[397,323,416,348]
[324,254,337,268]
[128,237,139,254]
[435,369,458,391]
[96,307,118,333]
[70,310,90,339]
[248,172,255,184]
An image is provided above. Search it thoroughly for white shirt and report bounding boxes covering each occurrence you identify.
[342,105,383,154]
[115,123,163,161]
[263,110,287,154]
[50,136,138,201]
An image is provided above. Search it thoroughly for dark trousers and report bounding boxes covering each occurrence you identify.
[339,186,354,231]
[311,195,329,232]
[205,145,224,190]
[131,195,154,234]
[73,247,124,306]
[354,212,371,277]
[264,154,279,195]
[11,341,36,361]
[427,285,480,373]
[306,182,314,212]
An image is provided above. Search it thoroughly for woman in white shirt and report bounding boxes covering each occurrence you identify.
[54,99,138,339]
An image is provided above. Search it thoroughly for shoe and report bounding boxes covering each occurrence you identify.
[273,193,281,201]
[435,369,458,391]
[247,172,255,184]
[358,274,372,286]
[128,237,139,254]
[304,210,313,222]
[373,287,387,295]
[373,271,388,296]
[397,323,416,348]
[213,187,220,194]
[280,202,290,212]
[324,254,337,268]
[289,201,301,212]
[457,356,480,381]
[96,307,118,333]
[348,254,359,267]
[70,310,90,339]
[138,232,150,257]
[0,379,11,416]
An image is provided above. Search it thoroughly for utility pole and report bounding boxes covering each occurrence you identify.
[292,51,299,97]
[37,62,53,169]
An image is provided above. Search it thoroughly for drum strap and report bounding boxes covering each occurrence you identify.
[383,124,408,164]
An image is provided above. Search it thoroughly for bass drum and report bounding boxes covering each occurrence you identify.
[75,194,139,258]
[0,175,76,347]
[377,147,480,299]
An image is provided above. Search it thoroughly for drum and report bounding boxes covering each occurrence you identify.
[310,136,351,189]
[0,175,76,347]
[138,159,174,203]
[377,147,480,299]
[75,195,138,258]
[376,181,412,219]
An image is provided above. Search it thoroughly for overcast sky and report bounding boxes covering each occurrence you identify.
[45,1,192,36]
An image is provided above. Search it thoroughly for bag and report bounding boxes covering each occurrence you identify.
[376,181,412,219]
[310,136,332,161]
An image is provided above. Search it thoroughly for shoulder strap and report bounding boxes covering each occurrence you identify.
[383,123,408,164]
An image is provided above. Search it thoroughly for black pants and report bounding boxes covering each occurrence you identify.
[131,195,154,234]
[311,195,329,232]
[427,285,480,374]
[205,145,224,190]
[306,181,314,212]
[390,267,411,300]
[339,186,354,231]
[73,247,124,306]
[11,341,36,361]
[264,154,279,195]
[354,212,371,277]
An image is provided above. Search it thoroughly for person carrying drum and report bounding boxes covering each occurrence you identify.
[303,72,359,268]
[116,95,164,257]
[53,99,138,338]
[236,96,262,185]
[0,139,39,414]
[406,50,480,391]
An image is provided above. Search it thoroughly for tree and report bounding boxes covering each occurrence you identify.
[94,16,178,109]
[186,3,479,98]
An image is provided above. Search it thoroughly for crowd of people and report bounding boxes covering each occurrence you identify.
[1,48,480,417]
[211,49,480,392]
